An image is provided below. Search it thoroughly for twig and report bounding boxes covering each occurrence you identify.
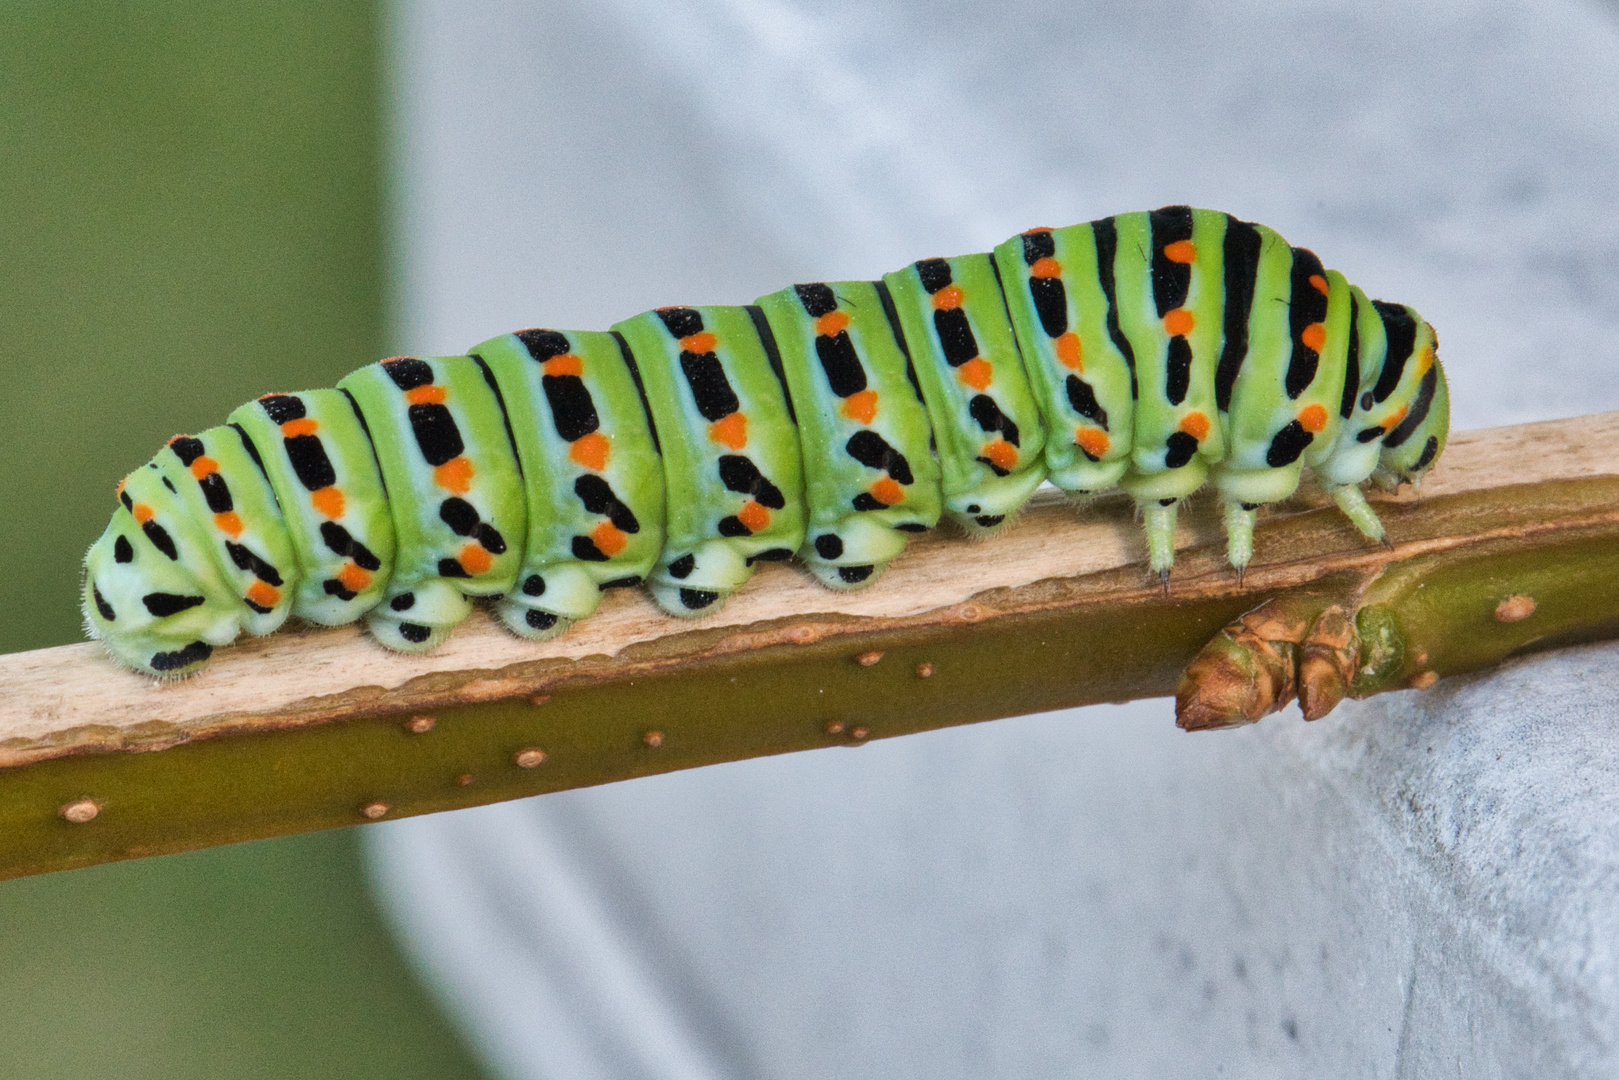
[2,412,1617,880]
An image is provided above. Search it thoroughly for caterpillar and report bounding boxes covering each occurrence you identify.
[83,206,1450,677]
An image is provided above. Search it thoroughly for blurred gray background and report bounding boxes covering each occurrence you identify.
[366,1,1619,1077]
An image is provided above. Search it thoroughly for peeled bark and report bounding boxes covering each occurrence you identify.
[2,411,1617,881]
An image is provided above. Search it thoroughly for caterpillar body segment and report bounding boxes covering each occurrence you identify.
[881,253,1048,532]
[992,222,1136,494]
[225,389,394,625]
[613,305,807,618]
[156,426,299,638]
[756,281,942,591]
[337,356,525,651]
[82,205,1451,678]
[1207,228,1358,575]
[472,329,666,641]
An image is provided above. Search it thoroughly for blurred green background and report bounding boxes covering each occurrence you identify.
[0,4,490,1076]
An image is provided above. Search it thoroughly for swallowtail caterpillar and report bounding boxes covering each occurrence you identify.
[83,206,1449,677]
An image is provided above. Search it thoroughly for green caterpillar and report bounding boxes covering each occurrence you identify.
[83,206,1450,677]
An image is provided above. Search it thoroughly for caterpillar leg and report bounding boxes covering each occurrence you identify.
[494,564,612,642]
[365,580,471,653]
[1210,464,1306,581]
[497,605,574,642]
[1124,459,1209,588]
[800,516,909,592]
[647,540,755,618]
[1139,499,1180,588]
[1325,483,1393,549]
[493,566,599,641]
[1222,501,1257,583]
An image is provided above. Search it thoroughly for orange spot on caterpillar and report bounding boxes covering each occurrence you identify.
[1386,404,1408,428]
[133,503,154,524]
[680,331,717,353]
[246,581,281,609]
[956,357,993,391]
[841,389,878,425]
[310,486,346,519]
[337,562,372,593]
[543,354,583,377]
[1301,322,1327,353]
[708,413,748,450]
[870,478,904,506]
[1076,428,1111,459]
[932,285,964,310]
[1030,257,1062,279]
[1309,274,1329,296]
[281,417,318,438]
[434,456,474,494]
[405,385,446,406]
[815,311,850,337]
[569,431,611,471]
[1163,308,1194,337]
[591,521,628,557]
[981,440,1019,471]
[737,500,771,534]
[213,511,244,538]
[1055,333,1082,371]
[1416,345,1434,374]
[1163,240,1197,264]
[1298,403,1329,433]
[1179,412,1211,441]
[459,544,494,575]
[189,456,219,480]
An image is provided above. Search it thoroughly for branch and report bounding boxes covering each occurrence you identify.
[4,412,1618,880]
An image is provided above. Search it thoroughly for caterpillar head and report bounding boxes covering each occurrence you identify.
[1374,319,1450,491]
[82,477,238,677]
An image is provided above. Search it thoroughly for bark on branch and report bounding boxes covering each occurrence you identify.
[3,412,1618,880]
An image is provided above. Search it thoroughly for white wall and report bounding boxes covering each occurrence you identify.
[370,2,1619,1075]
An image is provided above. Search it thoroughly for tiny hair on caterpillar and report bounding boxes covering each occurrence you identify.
[83,206,1449,677]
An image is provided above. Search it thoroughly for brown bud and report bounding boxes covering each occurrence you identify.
[1298,605,1360,721]
[1177,600,1310,731]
